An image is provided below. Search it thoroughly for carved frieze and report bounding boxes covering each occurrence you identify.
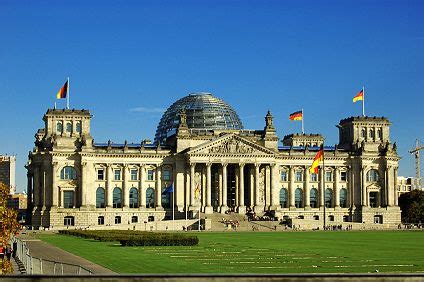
[208,138,255,154]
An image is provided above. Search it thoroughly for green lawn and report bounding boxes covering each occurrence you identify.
[36,231,424,274]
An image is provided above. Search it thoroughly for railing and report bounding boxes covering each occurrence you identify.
[12,237,92,275]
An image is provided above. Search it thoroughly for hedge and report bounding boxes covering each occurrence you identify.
[58,230,199,246]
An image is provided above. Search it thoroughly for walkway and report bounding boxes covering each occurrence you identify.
[17,232,115,275]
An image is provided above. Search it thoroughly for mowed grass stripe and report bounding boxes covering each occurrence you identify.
[35,231,424,274]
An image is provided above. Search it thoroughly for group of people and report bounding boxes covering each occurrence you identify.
[0,244,14,261]
[221,218,240,230]
[323,224,353,231]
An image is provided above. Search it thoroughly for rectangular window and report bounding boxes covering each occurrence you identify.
[63,191,74,208]
[115,216,121,224]
[163,170,171,181]
[326,171,333,182]
[114,169,121,181]
[131,169,138,181]
[97,169,104,180]
[147,169,154,181]
[281,171,287,182]
[310,173,318,182]
[340,171,347,182]
[295,171,303,182]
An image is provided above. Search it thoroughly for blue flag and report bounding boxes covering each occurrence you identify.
[162,183,174,195]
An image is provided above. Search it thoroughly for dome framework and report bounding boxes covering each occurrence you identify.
[155,93,243,144]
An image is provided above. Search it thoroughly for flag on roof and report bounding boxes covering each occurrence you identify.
[289,110,303,121]
[353,89,364,103]
[56,80,68,99]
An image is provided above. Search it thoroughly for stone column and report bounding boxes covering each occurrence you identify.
[235,167,239,207]
[361,166,366,206]
[205,163,213,214]
[319,168,325,207]
[221,163,228,213]
[80,162,87,208]
[250,167,254,207]
[334,167,340,208]
[254,163,263,212]
[238,163,246,213]
[304,167,310,208]
[218,168,223,207]
[348,166,353,207]
[52,162,58,207]
[289,166,295,208]
[270,164,279,209]
[155,166,163,210]
[123,165,129,208]
[27,173,33,209]
[139,165,145,208]
[394,167,399,206]
[190,163,196,208]
[106,164,113,208]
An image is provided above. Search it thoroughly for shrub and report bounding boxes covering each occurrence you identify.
[58,229,199,246]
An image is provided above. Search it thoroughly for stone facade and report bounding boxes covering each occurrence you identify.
[27,97,401,229]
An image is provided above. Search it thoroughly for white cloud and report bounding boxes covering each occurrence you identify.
[129,107,165,113]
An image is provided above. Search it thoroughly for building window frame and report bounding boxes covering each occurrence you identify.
[147,169,154,181]
[280,170,287,182]
[130,169,138,181]
[114,169,121,181]
[97,169,105,180]
[98,216,105,225]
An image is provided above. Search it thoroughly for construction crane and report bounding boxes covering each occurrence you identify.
[409,139,424,189]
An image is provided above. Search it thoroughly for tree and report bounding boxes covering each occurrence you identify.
[398,190,424,224]
[0,182,20,274]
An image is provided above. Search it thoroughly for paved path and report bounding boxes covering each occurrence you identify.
[17,232,115,275]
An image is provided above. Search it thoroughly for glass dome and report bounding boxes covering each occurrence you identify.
[155,92,243,144]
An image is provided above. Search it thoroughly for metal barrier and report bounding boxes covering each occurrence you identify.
[12,237,92,275]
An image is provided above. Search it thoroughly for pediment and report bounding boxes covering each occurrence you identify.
[366,183,381,191]
[187,134,275,156]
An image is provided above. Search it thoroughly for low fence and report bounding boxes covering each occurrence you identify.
[13,237,92,275]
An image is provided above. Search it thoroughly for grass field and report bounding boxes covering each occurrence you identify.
[36,231,424,274]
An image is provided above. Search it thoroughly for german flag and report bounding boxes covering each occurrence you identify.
[289,110,303,121]
[309,146,324,174]
[353,89,364,103]
[56,80,68,99]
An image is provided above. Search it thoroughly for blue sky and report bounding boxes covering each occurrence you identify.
[1,0,423,192]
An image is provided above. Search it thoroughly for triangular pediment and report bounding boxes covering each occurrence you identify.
[187,134,275,156]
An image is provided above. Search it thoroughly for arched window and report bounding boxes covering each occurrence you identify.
[361,128,366,138]
[340,188,347,208]
[60,166,77,180]
[98,216,104,225]
[377,129,382,139]
[279,188,288,208]
[66,122,72,133]
[96,187,105,208]
[113,187,122,208]
[56,122,63,133]
[310,188,318,208]
[295,188,303,208]
[146,187,155,208]
[369,129,374,139]
[129,187,138,208]
[162,187,171,208]
[75,121,81,133]
[325,188,333,208]
[367,169,379,182]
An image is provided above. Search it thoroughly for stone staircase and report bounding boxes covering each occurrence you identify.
[205,212,281,232]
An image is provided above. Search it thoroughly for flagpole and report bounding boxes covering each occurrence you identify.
[322,143,326,230]
[66,77,70,109]
[301,108,305,134]
[362,86,365,117]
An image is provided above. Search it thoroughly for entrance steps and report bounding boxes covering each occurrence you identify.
[205,212,280,232]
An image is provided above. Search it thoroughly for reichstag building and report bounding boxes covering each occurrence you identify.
[27,92,401,229]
